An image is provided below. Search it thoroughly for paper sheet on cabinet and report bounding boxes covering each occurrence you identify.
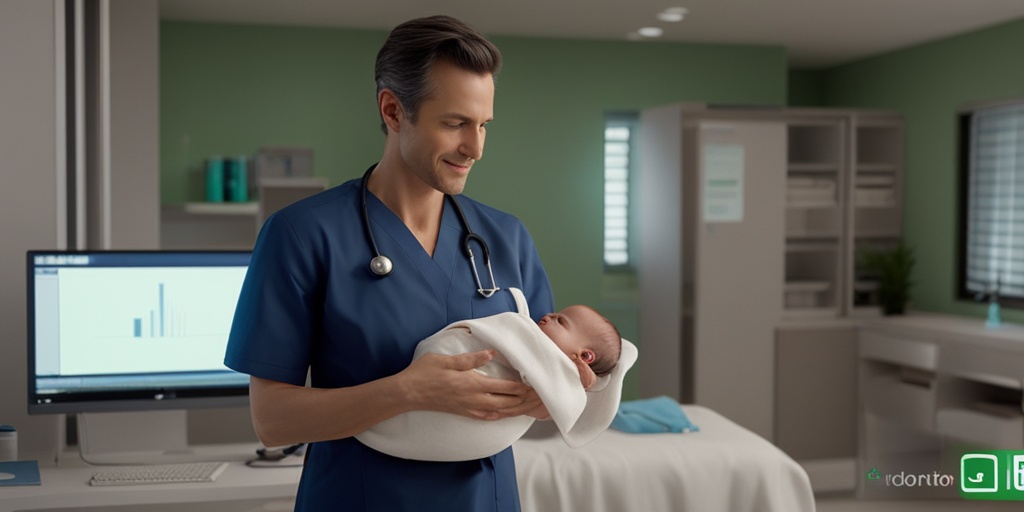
[703,143,745,222]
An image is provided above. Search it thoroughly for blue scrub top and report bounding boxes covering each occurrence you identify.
[225,176,555,512]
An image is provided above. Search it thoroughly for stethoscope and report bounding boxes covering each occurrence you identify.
[360,165,500,298]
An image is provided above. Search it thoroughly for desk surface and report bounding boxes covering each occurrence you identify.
[862,312,1024,347]
[1,451,300,512]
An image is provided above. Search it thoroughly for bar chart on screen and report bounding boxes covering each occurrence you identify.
[51,266,247,376]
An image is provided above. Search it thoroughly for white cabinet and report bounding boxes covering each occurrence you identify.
[637,105,904,457]
[638,105,786,440]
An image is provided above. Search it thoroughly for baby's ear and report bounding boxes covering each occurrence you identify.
[572,355,597,390]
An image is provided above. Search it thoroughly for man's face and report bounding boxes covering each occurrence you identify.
[397,60,495,196]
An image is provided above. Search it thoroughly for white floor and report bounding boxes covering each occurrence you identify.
[816,494,1024,511]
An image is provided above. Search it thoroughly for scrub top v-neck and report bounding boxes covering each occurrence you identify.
[225,177,555,512]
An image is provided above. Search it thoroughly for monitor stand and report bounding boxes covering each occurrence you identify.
[76,411,255,465]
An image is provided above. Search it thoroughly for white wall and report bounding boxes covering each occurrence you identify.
[108,0,160,249]
[0,0,162,458]
[0,0,65,458]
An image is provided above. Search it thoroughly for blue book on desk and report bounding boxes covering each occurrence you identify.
[0,460,41,486]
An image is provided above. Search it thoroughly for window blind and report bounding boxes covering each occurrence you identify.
[964,102,1024,301]
[604,123,631,267]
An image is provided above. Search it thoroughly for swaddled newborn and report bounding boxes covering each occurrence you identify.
[354,288,637,461]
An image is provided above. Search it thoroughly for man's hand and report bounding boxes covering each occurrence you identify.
[397,350,539,421]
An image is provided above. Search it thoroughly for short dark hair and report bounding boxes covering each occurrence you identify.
[375,15,502,134]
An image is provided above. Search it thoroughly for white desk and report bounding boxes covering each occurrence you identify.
[858,312,1024,499]
[0,449,300,512]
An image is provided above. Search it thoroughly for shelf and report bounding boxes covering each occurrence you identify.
[854,185,895,207]
[856,163,898,173]
[789,163,842,173]
[786,201,843,235]
[786,241,840,252]
[852,281,882,311]
[857,174,896,186]
[160,203,259,251]
[854,280,880,292]
[849,306,883,318]
[785,283,831,308]
[853,229,901,238]
[788,201,839,209]
[782,307,840,319]
[786,231,843,240]
[854,202,898,209]
[167,202,259,216]
[785,280,831,293]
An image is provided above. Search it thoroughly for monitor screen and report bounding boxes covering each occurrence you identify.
[27,250,251,415]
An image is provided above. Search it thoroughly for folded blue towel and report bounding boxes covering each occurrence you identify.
[610,396,699,434]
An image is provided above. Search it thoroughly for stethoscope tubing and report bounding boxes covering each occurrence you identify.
[360,164,499,298]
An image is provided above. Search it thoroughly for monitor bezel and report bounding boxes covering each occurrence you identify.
[26,249,252,415]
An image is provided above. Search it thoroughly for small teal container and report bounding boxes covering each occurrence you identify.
[986,301,1001,329]
[228,156,248,202]
[205,157,224,202]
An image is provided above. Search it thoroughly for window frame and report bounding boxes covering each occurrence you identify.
[957,98,1024,309]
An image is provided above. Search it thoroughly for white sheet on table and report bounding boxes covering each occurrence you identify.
[512,405,815,512]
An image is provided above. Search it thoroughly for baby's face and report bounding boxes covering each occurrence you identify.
[537,306,605,389]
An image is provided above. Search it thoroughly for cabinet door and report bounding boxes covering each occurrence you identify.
[776,326,858,459]
[849,116,905,315]
[692,120,786,440]
[785,119,846,318]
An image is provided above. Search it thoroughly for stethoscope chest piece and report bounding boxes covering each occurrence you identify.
[369,255,393,276]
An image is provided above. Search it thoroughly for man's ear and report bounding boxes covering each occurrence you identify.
[378,89,403,134]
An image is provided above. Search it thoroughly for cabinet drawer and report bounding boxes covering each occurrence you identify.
[936,407,1024,449]
[860,329,937,370]
[864,374,935,431]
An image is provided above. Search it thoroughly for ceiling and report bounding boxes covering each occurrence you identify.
[159,0,1024,68]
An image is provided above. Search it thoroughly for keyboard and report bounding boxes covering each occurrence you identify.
[89,461,228,486]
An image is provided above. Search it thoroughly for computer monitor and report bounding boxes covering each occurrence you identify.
[26,250,252,464]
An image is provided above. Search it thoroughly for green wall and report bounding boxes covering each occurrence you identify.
[160,23,385,203]
[816,17,1024,324]
[160,21,789,391]
[787,68,825,107]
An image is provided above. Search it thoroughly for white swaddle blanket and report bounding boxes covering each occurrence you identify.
[355,288,638,461]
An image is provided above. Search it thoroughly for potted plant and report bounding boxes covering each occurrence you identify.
[859,242,916,315]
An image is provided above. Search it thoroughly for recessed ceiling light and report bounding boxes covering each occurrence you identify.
[638,26,664,38]
[658,7,689,22]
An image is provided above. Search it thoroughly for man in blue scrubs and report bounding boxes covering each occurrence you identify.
[224,15,554,512]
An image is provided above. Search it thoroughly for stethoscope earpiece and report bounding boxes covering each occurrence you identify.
[360,165,499,298]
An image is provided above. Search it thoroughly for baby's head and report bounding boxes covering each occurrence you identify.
[537,305,621,390]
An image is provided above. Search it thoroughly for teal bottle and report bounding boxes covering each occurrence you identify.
[205,157,224,202]
[986,299,1001,329]
[228,156,249,202]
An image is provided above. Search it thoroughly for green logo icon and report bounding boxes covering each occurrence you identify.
[961,454,997,493]
[960,451,1024,500]
[866,468,881,481]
